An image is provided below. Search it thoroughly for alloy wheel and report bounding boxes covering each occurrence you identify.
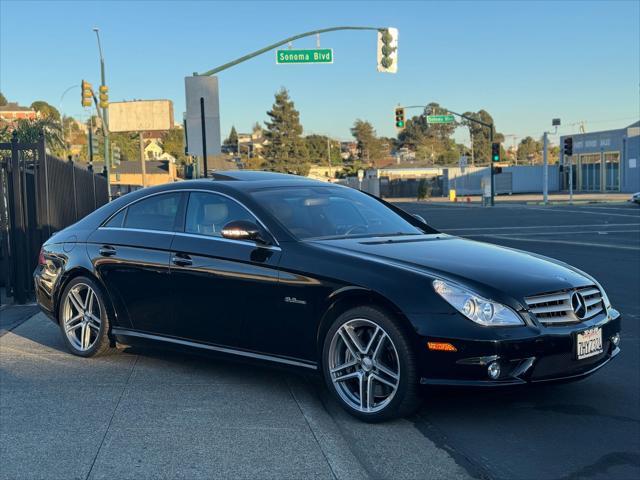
[62,283,102,352]
[328,318,400,413]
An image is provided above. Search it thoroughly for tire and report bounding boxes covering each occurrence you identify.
[58,276,114,357]
[322,306,421,422]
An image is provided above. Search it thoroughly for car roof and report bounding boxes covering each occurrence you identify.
[156,171,337,192]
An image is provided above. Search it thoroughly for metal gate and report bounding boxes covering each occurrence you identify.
[0,132,109,304]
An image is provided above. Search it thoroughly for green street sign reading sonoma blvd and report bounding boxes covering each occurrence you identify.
[426,114,455,124]
[276,49,333,64]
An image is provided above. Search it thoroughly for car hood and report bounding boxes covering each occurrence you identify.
[309,234,593,302]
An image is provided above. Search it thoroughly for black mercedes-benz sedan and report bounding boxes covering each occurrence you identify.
[34,171,621,421]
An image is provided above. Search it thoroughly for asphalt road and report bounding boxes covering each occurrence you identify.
[397,201,640,480]
[1,202,638,480]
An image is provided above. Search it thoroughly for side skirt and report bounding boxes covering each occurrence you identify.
[111,328,318,370]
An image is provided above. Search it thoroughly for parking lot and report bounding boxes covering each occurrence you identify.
[1,202,639,480]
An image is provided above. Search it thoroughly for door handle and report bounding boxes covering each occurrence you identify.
[99,245,117,257]
[171,254,192,267]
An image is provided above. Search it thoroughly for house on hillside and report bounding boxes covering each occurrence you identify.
[90,160,178,196]
[0,102,38,122]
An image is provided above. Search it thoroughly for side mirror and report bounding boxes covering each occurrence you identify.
[221,220,267,244]
[412,214,427,224]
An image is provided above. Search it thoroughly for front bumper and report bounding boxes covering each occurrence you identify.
[418,309,622,387]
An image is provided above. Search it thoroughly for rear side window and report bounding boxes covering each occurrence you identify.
[104,209,126,228]
[123,193,182,232]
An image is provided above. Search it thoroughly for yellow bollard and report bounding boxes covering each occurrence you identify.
[449,189,456,202]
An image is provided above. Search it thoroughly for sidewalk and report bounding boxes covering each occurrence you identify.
[0,299,38,337]
[387,192,633,205]
[0,313,471,480]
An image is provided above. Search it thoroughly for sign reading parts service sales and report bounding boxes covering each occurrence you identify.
[276,49,333,64]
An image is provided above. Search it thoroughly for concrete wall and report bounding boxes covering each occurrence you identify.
[343,165,562,197]
[442,165,559,196]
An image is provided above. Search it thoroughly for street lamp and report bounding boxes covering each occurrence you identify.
[93,27,111,200]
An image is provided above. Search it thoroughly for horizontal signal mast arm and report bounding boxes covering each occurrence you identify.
[196,26,384,77]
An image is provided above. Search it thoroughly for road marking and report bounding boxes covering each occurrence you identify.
[561,205,638,212]
[443,223,640,232]
[520,206,640,218]
[475,234,640,251]
[463,229,640,238]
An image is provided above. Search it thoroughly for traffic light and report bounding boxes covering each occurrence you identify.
[491,142,500,162]
[111,144,121,166]
[81,80,93,107]
[394,107,405,129]
[99,85,109,109]
[377,27,398,73]
[90,131,99,153]
[563,137,573,156]
[494,167,503,174]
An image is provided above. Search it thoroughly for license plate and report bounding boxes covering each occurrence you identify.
[576,327,603,360]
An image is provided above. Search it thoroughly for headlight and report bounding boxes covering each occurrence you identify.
[433,280,524,326]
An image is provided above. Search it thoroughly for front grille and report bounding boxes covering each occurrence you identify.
[524,286,604,325]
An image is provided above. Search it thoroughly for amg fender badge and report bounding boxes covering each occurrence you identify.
[284,296,307,305]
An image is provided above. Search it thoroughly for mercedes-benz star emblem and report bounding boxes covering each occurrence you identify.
[571,291,587,319]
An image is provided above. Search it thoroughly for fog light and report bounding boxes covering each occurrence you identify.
[611,333,620,346]
[487,361,501,380]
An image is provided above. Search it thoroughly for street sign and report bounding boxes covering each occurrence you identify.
[426,114,455,124]
[459,155,468,168]
[276,49,333,64]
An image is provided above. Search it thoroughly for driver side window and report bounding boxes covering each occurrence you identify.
[185,192,255,238]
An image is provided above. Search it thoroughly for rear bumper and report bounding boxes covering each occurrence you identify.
[33,267,57,323]
[418,309,622,387]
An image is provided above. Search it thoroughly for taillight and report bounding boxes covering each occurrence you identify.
[38,248,46,266]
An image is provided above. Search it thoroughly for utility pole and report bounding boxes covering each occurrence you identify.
[139,132,146,188]
[542,131,549,204]
[327,137,333,178]
[489,125,495,206]
[93,28,110,200]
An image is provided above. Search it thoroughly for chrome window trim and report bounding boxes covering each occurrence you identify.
[99,188,280,246]
[173,231,282,251]
[99,226,176,236]
[111,328,316,370]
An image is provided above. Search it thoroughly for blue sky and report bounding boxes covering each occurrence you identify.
[1,0,638,145]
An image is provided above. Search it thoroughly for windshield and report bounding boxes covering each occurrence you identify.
[252,186,424,240]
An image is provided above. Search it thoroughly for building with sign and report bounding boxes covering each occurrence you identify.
[559,121,639,193]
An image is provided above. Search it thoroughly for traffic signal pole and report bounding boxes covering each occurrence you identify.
[398,105,496,205]
[196,26,384,76]
[490,125,495,206]
[93,28,111,200]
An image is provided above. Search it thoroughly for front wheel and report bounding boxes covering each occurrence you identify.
[59,276,113,357]
[322,306,420,422]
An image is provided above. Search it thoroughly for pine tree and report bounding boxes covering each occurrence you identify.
[263,88,309,175]
[350,119,386,166]
[224,126,238,153]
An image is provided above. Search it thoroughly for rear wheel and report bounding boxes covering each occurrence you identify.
[322,306,420,422]
[59,276,113,357]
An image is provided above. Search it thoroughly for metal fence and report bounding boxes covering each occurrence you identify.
[0,133,108,304]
